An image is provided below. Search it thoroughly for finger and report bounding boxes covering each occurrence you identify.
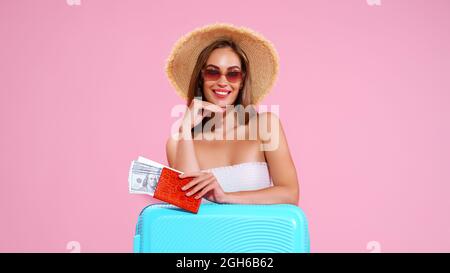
[190,99,204,113]
[194,184,215,199]
[204,105,224,113]
[185,177,214,196]
[191,99,223,113]
[201,108,213,118]
[181,173,212,191]
[178,171,202,179]
[202,101,224,113]
[192,98,207,109]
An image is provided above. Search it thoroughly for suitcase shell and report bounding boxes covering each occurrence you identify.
[134,203,310,253]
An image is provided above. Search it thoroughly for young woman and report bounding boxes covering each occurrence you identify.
[165,23,299,205]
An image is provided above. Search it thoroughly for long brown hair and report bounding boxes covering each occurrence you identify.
[187,37,257,135]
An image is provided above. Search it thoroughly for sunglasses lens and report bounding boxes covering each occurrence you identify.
[226,71,242,83]
[203,69,221,81]
[202,69,243,83]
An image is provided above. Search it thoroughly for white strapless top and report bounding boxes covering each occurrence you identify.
[200,161,274,204]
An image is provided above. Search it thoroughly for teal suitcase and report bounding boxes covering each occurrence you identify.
[134,203,310,253]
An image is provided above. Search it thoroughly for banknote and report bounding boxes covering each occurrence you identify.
[128,156,182,196]
[128,158,162,196]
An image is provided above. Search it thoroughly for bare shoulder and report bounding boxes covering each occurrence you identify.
[247,111,281,127]
[256,111,282,136]
[257,111,280,124]
[256,112,285,152]
[165,132,180,168]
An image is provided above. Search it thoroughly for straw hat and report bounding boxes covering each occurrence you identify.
[165,22,280,105]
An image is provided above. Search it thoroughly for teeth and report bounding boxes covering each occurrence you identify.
[214,90,229,95]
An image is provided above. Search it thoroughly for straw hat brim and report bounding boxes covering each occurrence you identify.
[165,22,280,105]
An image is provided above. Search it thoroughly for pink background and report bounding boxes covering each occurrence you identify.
[1,0,449,253]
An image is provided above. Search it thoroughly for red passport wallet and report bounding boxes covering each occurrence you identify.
[153,167,201,214]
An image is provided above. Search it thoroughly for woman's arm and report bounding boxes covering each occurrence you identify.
[166,99,225,173]
[222,186,298,205]
[166,130,201,173]
[222,112,300,205]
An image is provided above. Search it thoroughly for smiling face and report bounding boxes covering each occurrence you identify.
[202,47,243,108]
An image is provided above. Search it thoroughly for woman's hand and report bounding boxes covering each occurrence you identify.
[179,171,228,203]
[180,98,224,133]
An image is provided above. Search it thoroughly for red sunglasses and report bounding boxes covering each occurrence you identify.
[201,68,244,83]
